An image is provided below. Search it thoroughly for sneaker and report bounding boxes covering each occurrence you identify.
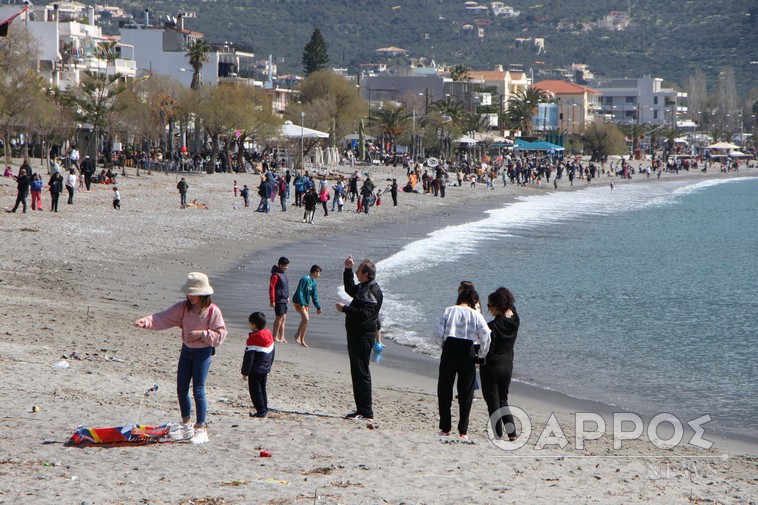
[345,412,373,421]
[438,431,450,437]
[181,423,195,439]
[190,428,209,444]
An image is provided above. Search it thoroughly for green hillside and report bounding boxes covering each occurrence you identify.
[107,0,757,93]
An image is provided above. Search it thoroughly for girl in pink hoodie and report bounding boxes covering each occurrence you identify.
[135,272,227,444]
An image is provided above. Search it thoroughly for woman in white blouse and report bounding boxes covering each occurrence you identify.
[434,288,491,439]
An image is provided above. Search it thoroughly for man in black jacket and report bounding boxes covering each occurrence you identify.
[336,255,383,420]
[81,155,96,191]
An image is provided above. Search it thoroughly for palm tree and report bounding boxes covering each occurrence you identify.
[506,87,549,136]
[428,97,466,128]
[370,106,411,154]
[185,39,211,90]
[450,64,471,82]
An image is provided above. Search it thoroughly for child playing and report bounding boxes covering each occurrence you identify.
[241,312,275,418]
[134,272,227,443]
[112,186,121,209]
[233,180,239,197]
[240,184,250,207]
[30,173,43,211]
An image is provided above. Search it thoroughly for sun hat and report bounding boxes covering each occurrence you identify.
[181,272,214,296]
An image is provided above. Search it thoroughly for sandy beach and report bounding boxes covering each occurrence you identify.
[1,156,756,504]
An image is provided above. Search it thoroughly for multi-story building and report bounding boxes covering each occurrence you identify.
[0,4,137,89]
[532,80,601,135]
[592,76,687,127]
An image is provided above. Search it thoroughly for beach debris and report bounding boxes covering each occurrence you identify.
[302,464,341,476]
[330,480,364,488]
[31,405,40,413]
[256,478,288,485]
[53,360,70,369]
[220,479,249,487]
[259,450,272,457]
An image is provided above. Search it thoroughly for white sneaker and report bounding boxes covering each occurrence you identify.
[190,428,208,444]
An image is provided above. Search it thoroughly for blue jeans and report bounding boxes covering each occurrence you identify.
[257,196,270,212]
[176,345,213,426]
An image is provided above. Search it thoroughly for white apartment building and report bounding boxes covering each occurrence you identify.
[592,76,687,127]
[0,4,136,89]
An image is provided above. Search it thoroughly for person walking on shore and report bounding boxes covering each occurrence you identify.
[49,172,63,212]
[65,169,76,205]
[134,272,227,444]
[434,287,491,439]
[7,168,30,213]
[269,256,290,343]
[360,175,375,215]
[177,177,188,208]
[336,256,383,420]
[292,265,322,347]
[480,287,520,441]
[112,186,121,210]
[390,178,398,207]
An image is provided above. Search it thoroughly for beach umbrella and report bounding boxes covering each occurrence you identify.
[358,120,366,162]
[279,121,329,139]
[706,141,739,150]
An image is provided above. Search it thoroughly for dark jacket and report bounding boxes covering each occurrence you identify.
[177,180,188,194]
[485,312,519,365]
[269,265,289,305]
[360,179,375,198]
[258,180,272,199]
[241,328,275,376]
[48,174,63,194]
[342,268,383,336]
[81,157,96,175]
[303,190,318,211]
[15,174,30,195]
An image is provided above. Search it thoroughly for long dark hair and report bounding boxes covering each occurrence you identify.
[456,288,480,309]
[488,287,515,314]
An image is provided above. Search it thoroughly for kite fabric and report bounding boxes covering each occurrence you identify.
[67,423,184,445]
[0,6,29,38]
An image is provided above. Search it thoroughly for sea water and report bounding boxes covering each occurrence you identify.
[377,176,758,439]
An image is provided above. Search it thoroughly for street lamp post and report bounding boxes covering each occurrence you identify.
[300,111,305,170]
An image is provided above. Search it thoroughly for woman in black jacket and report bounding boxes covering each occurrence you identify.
[480,287,520,441]
[48,172,63,212]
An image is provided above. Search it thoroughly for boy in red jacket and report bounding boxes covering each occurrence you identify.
[241,312,275,418]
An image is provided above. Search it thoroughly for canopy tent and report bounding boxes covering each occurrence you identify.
[454,135,478,145]
[279,121,329,139]
[706,141,739,150]
[514,139,565,151]
[729,151,750,157]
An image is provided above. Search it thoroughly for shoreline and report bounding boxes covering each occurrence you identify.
[2,157,757,503]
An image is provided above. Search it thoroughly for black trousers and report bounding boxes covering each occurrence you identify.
[480,355,516,438]
[50,192,60,212]
[247,373,268,415]
[66,185,74,204]
[347,333,375,418]
[84,172,92,191]
[437,338,476,435]
[11,191,28,213]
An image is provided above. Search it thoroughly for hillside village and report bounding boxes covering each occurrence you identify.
[1,1,753,164]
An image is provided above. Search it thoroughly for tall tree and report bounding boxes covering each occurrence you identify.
[302,28,329,76]
[685,69,707,125]
[186,39,211,90]
[0,25,40,167]
[506,87,549,136]
[293,70,363,143]
[63,41,126,161]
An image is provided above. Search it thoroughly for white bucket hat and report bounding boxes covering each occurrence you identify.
[181,272,214,296]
